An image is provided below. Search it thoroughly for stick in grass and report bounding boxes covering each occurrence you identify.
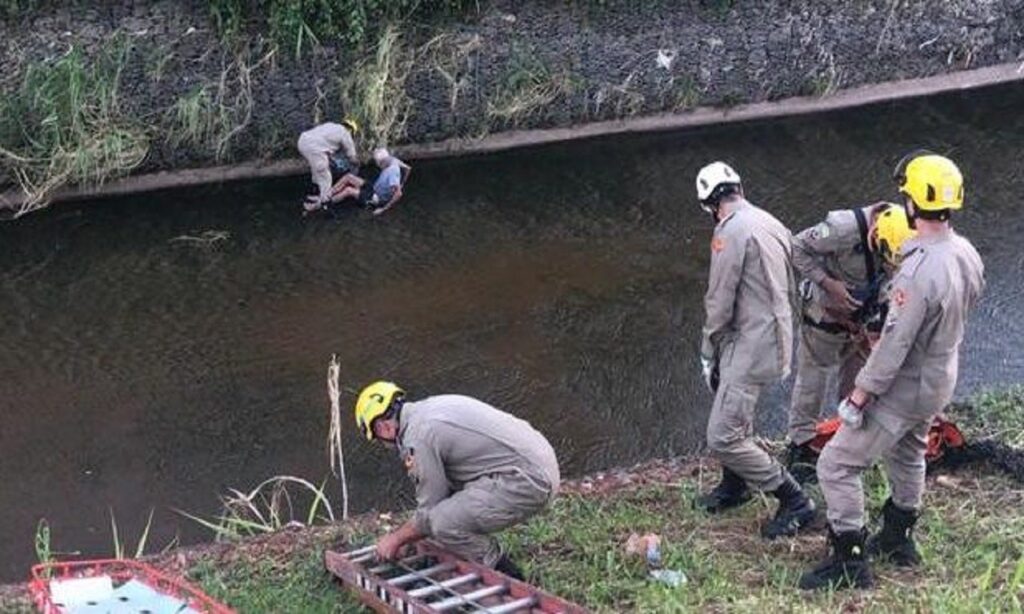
[328,354,350,520]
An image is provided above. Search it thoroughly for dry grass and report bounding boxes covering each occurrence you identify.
[338,24,416,150]
[168,44,276,161]
[487,45,576,127]
[422,32,482,111]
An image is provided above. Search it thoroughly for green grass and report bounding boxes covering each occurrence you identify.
[954,385,1024,447]
[189,552,362,613]
[0,34,148,216]
[503,472,1024,612]
[207,0,477,56]
[157,459,1023,613]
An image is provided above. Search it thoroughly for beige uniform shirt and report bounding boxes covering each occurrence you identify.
[701,199,797,383]
[398,395,561,535]
[297,122,357,162]
[855,230,984,421]
[792,205,881,323]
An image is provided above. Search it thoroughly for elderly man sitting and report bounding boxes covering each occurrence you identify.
[317,147,411,216]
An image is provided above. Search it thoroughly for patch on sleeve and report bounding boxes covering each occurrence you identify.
[809,222,831,241]
[711,236,726,253]
[893,288,908,308]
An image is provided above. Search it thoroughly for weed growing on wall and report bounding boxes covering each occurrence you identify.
[168,44,276,161]
[0,35,148,216]
[488,42,578,128]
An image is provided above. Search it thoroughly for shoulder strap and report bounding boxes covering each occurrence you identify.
[852,207,876,283]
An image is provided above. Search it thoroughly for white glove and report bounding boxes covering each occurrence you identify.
[699,355,716,393]
[837,397,864,429]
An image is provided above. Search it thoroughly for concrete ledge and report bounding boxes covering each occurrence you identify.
[3,61,1022,209]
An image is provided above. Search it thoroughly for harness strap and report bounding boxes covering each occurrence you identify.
[852,207,876,284]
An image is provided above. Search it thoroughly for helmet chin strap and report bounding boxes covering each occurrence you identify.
[902,199,918,230]
[700,200,719,223]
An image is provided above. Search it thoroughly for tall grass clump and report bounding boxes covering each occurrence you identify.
[208,0,476,56]
[338,24,415,148]
[0,36,148,217]
[179,476,335,542]
[488,43,577,128]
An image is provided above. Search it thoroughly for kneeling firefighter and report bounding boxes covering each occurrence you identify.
[800,152,985,590]
[354,382,560,580]
[786,203,916,483]
[693,162,816,539]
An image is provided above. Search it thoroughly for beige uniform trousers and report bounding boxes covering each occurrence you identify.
[297,136,332,202]
[788,324,869,445]
[427,471,553,566]
[707,380,785,491]
[816,410,929,532]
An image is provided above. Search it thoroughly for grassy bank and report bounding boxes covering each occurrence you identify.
[1,388,1021,613]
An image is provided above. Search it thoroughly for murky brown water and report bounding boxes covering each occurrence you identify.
[2,82,1023,580]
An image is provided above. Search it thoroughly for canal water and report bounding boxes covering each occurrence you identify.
[1,82,1023,581]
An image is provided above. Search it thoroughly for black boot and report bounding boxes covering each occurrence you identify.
[784,442,820,485]
[799,527,875,591]
[493,553,525,581]
[867,498,922,567]
[761,472,817,539]
[695,467,752,513]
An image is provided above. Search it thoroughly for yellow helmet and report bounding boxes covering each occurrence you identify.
[341,118,360,135]
[354,381,404,440]
[895,152,963,211]
[874,204,917,266]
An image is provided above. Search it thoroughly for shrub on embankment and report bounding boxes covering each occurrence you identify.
[2,0,1022,216]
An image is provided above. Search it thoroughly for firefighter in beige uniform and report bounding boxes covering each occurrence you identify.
[354,381,560,580]
[693,162,816,539]
[786,204,916,482]
[297,120,360,207]
[801,153,984,590]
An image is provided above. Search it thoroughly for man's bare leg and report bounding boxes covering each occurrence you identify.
[331,186,361,203]
[330,173,364,197]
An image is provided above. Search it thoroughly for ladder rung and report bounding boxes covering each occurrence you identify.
[370,553,424,575]
[343,545,377,558]
[388,562,457,586]
[430,585,507,611]
[349,552,376,564]
[407,573,480,598]
[473,596,537,614]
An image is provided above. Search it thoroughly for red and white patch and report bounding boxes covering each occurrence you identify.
[893,288,908,308]
[711,237,726,253]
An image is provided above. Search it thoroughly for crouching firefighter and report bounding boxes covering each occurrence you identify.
[786,203,916,483]
[354,382,561,580]
[693,162,816,539]
[800,152,985,590]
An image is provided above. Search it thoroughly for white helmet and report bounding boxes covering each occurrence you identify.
[695,161,741,205]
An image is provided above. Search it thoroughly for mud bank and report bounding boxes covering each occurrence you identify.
[2,0,1024,208]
